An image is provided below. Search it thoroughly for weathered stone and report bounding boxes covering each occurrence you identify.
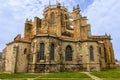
[1,3,115,73]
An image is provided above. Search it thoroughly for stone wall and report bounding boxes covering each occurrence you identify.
[4,43,15,73]
[15,42,30,73]
[28,36,100,72]
[2,3,115,73]
[2,42,30,73]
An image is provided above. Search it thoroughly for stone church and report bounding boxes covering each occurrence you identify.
[2,3,115,73]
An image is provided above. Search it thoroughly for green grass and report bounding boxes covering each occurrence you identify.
[35,78,92,80]
[35,72,92,80]
[0,73,40,79]
[0,72,90,79]
[40,72,90,78]
[1,69,120,80]
[91,68,120,78]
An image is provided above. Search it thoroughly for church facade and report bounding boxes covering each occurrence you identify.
[2,3,115,73]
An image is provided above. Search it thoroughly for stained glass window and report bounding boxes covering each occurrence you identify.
[50,44,54,60]
[39,43,44,60]
[65,46,72,61]
[89,46,94,61]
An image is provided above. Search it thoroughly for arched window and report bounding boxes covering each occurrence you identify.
[50,44,54,60]
[39,43,44,60]
[104,47,107,62]
[89,46,94,61]
[24,48,27,54]
[50,12,55,24]
[65,45,72,61]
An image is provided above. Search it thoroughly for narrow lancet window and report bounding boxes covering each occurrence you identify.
[50,44,54,60]
[104,47,107,62]
[39,43,44,60]
[89,46,94,61]
[65,45,72,61]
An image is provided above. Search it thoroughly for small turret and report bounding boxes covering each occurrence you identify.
[73,6,75,10]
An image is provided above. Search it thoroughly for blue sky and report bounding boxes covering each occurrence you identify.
[0,0,120,60]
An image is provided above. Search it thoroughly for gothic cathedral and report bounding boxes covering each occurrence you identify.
[2,3,115,73]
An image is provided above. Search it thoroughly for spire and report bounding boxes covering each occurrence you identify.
[73,6,75,10]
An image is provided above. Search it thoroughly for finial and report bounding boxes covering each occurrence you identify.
[77,4,80,9]
[109,34,111,37]
[73,6,75,11]
[26,18,28,22]
[57,2,61,8]
[105,33,107,36]
[57,3,61,5]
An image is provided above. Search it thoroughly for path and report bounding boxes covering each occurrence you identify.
[83,72,103,80]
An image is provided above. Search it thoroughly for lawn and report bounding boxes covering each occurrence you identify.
[91,68,120,78]
[40,72,89,78]
[0,73,40,79]
[1,69,120,80]
[0,72,91,80]
[35,72,92,80]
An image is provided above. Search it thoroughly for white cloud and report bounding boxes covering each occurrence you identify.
[2,0,119,60]
[83,0,120,60]
[0,0,79,52]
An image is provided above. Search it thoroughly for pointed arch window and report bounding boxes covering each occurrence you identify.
[65,45,72,61]
[50,12,55,24]
[89,46,94,61]
[104,47,107,62]
[50,44,54,60]
[39,43,44,60]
